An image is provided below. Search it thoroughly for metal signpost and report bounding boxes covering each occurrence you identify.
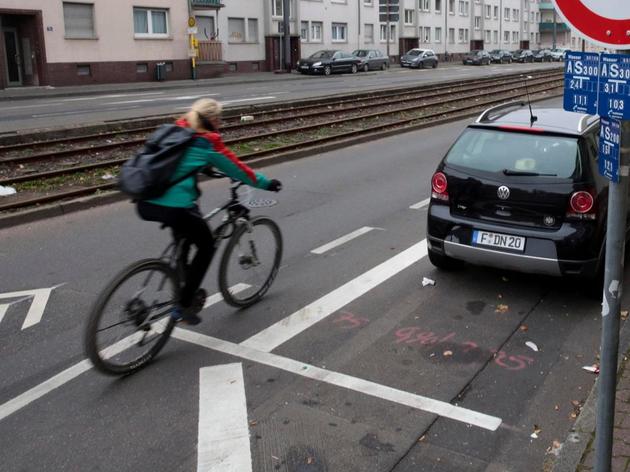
[553,2,630,471]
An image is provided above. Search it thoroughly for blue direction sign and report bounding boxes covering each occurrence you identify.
[599,117,621,183]
[564,51,600,115]
[598,53,630,120]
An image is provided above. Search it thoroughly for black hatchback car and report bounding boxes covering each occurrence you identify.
[426,101,610,281]
[463,50,491,65]
[297,50,361,75]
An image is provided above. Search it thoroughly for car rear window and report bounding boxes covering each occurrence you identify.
[444,128,581,179]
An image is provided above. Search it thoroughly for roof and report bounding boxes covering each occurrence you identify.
[473,103,599,136]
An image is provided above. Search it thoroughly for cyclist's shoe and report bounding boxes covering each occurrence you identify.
[171,289,206,325]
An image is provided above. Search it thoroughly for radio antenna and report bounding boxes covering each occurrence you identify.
[524,75,538,126]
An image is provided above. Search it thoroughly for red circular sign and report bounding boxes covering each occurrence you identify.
[553,0,630,49]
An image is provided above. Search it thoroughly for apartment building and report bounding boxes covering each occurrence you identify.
[0,0,544,90]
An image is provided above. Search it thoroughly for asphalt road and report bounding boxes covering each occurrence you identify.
[0,97,623,471]
[0,62,562,134]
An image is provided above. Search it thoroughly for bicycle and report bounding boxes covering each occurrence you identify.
[84,171,283,375]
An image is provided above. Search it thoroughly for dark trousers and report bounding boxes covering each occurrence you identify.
[137,201,215,307]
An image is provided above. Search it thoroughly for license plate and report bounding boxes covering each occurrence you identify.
[300,65,308,69]
[472,230,525,252]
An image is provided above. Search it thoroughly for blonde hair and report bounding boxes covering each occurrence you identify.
[184,98,223,132]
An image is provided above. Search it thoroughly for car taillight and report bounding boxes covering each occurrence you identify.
[431,172,449,202]
[567,190,596,220]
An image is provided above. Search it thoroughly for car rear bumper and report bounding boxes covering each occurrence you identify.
[427,203,600,277]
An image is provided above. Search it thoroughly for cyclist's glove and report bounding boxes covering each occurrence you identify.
[267,179,282,192]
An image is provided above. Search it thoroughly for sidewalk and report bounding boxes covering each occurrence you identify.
[577,354,630,471]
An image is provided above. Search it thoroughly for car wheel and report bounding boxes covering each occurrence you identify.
[433,61,438,68]
[351,64,358,74]
[381,62,387,71]
[419,61,425,69]
[324,65,332,76]
[428,249,463,271]
[363,64,369,72]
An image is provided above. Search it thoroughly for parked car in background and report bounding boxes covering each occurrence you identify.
[297,50,362,75]
[351,49,389,71]
[512,49,534,63]
[426,101,609,287]
[400,49,439,69]
[463,50,492,65]
[549,48,567,61]
[533,49,553,62]
[489,49,513,64]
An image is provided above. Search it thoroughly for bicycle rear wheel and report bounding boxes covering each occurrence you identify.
[218,217,283,308]
[85,259,178,375]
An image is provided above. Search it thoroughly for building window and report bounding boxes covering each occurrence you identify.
[420,0,430,11]
[512,9,519,22]
[435,26,442,43]
[301,21,308,41]
[133,8,168,37]
[77,64,91,76]
[332,22,347,42]
[311,21,322,42]
[404,9,414,24]
[271,0,283,17]
[380,24,395,41]
[448,27,455,44]
[504,30,510,43]
[435,0,442,13]
[365,23,374,43]
[512,31,518,43]
[493,6,498,19]
[247,18,258,42]
[136,63,148,73]
[474,16,481,30]
[421,27,430,43]
[465,28,468,42]
[485,5,491,19]
[364,0,373,4]
[449,0,455,14]
[485,30,491,43]
[458,28,464,43]
[504,8,510,21]
[228,18,245,43]
[196,16,216,40]
[493,30,498,43]
[63,2,95,39]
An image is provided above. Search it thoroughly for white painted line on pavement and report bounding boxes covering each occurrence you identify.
[0,304,9,325]
[0,285,60,330]
[198,364,252,472]
[241,239,428,352]
[203,284,250,309]
[174,328,502,431]
[311,226,382,255]
[220,96,277,105]
[61,92,165,102]
[409,198,430,210]
[32,107,141,118]
[105,98,162,105]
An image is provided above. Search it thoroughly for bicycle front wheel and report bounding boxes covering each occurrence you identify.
[85,259,178,375]
[218,217,283,308]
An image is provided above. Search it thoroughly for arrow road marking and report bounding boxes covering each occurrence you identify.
[0,304,9,325]
[198,364,252,472]
[0,286,60,330]
[311,226,382,255]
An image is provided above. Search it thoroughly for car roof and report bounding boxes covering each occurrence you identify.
[472,103,600,136]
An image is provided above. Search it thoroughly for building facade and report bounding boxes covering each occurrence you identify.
[0,0,547,90]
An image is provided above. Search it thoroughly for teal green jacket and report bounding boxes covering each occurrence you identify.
[148,120,271,208]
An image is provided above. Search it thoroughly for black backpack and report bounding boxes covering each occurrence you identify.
[118,124,197,200]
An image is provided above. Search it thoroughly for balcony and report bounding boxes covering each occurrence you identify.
[539,22,570,33]
[198,40,223,62]
[539,2,554,10]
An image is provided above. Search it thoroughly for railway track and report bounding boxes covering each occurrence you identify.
[0,70,564,213]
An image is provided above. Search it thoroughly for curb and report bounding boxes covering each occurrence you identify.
[548,321,630,471]
[0,91,562,230]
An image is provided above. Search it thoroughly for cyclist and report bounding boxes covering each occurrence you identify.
[136,98,282,325]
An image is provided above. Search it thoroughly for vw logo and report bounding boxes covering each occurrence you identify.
[544,216,556,226]
[497,186,510,200]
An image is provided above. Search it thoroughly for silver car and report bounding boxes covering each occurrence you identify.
[400,49,438,69]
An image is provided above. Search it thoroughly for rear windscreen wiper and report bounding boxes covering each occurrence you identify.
[502,169,557,176]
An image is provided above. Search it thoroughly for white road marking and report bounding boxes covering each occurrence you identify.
[203,283,250,309]
[198,364,252,472]
[32,107,141,118]
[241,239,428,352]
[105,98,162,105]
[311,226,381,255]
[174,328,502,431]
[61,92,165,102]
[0,304,9,325]
[409,198,431,210]
[220,96,277,105]
[0,286,59,330]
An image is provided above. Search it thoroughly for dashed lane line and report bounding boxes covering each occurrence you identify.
[409,198,430,210]
[311,226,382,255]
